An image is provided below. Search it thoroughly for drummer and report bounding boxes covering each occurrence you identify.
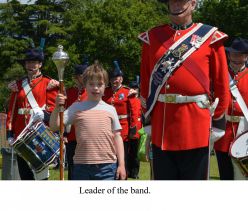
[6,47,59,180]
[214,38,248,180]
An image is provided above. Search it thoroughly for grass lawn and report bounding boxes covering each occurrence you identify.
[0,154,220,180]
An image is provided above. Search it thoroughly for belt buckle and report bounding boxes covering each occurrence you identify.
[165,95,176,103]
[232,116,240,122]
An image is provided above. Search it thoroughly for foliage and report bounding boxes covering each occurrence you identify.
[63,0,168,83]
[196,0,248,45]
[0,0,247,111]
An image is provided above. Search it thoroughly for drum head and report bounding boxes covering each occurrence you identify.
[230,132,248,159]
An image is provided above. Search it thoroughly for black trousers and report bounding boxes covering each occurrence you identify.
[65,141,77,180]
[17,155,35,180]
[152,145,209,180]
[215,150,234,180]
[124,140,140,179]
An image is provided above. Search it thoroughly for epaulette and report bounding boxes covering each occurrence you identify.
[210,30,228,45]
[43,74,53,80]
[7,80,18,92]
[16,76,27,83]
[7,76,27,92]
[47,78,59,90]
[138,24,167,45]
[122,85,130,90]
[138,31,150,45]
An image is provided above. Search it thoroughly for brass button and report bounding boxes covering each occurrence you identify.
[166,84,170,89]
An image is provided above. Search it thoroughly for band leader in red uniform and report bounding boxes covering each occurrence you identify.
[139,0,229,180]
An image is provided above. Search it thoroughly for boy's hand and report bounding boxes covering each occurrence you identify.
[55,93,67,108]
[116,165,126,180]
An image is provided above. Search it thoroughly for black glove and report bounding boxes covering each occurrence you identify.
[43,110,51,124]
[212,115,226,130]
[129,126,137,139]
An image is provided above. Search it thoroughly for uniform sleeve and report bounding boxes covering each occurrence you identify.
[140,43,151,114]
[6,92,18,131]
[210,41,229,119]
[128,96,142,139]
[46,84,59,113]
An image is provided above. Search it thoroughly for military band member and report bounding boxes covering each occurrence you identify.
[64,62,88,180]
[139,0,229,179]
[103,61,141,179]
[214,38,248,180]
[6,48,59,180]
[128,79,143,179]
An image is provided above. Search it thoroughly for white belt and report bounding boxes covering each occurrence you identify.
[118,115,129,120]
[157,94,209,104]
[226,114,243,123]
[18,108,33,115]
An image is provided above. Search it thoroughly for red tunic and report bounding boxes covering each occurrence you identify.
[6,75,59,138]
[214,67,248,152]
[65,86,87,142]
[103,86,141,141]
[129,96,142,140]
[139,23,229,151]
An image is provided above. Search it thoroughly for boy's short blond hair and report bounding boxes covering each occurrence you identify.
[82,61,109,86]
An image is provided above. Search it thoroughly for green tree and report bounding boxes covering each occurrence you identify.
[0,0,68,110]
[1,0,246,111]
[64,0,168,83]
[196,0,248,44]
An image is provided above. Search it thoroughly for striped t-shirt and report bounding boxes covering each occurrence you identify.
[64,100,122,164]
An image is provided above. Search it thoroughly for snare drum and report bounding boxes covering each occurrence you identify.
[230,131,248,176]
[11,121,60,173]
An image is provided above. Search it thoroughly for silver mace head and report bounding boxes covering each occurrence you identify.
[52,45,69,81]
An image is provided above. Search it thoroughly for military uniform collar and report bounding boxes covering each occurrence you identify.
[29,73,42,81]
[170,22,193,30]
[112,84,122,93]
[229,64,246,75]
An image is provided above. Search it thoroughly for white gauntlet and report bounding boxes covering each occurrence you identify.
[31,107,44,122]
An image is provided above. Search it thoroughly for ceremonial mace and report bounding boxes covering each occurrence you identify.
[52,45,69,180]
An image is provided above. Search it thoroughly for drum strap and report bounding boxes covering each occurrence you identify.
[229,74,248,121]
[22,78,42,109]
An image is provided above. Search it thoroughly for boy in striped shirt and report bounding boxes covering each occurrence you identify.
[50,62,126,180]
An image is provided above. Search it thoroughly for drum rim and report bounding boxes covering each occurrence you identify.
[229,130,248,158]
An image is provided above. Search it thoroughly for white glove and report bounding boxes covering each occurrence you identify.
[209,98,219,116]
[31,107,44,122]
[210,127,225,151]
